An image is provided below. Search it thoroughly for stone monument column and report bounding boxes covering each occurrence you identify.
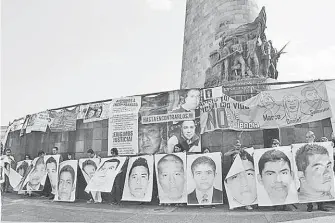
[180,0,260,89]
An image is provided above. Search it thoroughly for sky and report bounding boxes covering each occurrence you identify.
[1,0,335,126]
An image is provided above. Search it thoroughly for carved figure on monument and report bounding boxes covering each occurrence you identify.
[230,37,246,79]
[260,34,271,77]
[218,38,232,82]
[246,32,259,77]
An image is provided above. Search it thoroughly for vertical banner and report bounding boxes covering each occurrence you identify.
[25,111,52,133]
[224,152,257,209]
[292,142,335,203]
[254,147,298,206]
[122,155,153,202]
[155,153,187,204]
[49,109,77,132]
[166,89,201,153]
[20,157,47,191]
[187,152,223,205]
[54,160,78,202]
[85,157,126,193]
[108,97,141,155]
[83,102,111,123]
[44,155,61,195]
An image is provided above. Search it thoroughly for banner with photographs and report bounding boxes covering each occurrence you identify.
[19,156,48,191]
[9,118,25,132]
[108,97,141,155]
[45,155,61,195]
[54,160,78,202]
[292,142,335,203]
[186,152,223,205]
[83,102,111,123]
[242,82,332,129]
[25,111,53,133]
[155,153,187,204]
[86,157,126,193]
[224,153,257,209]
[254,147,299,206]
[49,109,77,132]
[76,104,89,120]
[122,155,154,202]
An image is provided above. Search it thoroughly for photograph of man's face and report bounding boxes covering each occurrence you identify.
[158,155,185,201]
[93,160,120,187]
[192,161,215,191]
[226,159,257,205]
[46,158,58,191]
[95,107,103,118]
[86,108,95,119]
[138,124,163,154]
[83,163,96,179]
[58,166,75,201]
[184,90,200,110]
[181,120,196,140]
[128,162,149,199]
[28,158,46,189]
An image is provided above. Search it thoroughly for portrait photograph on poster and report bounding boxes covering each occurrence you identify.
[16,160,32,177]
[169,89,201,118]
[224,151,257,209]
[20,156,48,192]
[85,157,126,193]
[44,155,61,194]
[292,142,335,203]
[79,158,101,184]
[155,153,187,204]
[254,147,298,206]
[54,160,78,202]
[122,155,153,202]
[186,152,223,205]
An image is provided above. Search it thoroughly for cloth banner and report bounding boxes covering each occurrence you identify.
[25,111,52,133]
[49,109,77,132]
[9,118,25,132]
[19,156,48,191]
[86,157,126,193]
[242,81,332,129]
[76,104,89,120]
[54,160,78,202]
[108,97,141,155]
[253,147,298,206]
[122,155,153,202]
[225,154,257,209]
[83,102,110,123]
[45,155,61,194]
[292,142,335,203]
[155,153,187,204]
[186,152,223,205]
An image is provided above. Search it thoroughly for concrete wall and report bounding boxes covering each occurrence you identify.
[181,0,259,89]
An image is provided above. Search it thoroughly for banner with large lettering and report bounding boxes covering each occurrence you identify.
[83,102,110,123]
[25,111,53,133]
[108,97,141,155]
[49,109,77,132]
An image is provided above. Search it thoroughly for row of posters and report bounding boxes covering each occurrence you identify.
[9,142,333,206]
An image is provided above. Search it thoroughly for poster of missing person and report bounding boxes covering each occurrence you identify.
[155,153,187,204]
[79,158,101,184]
[254,147,298,206]
[292,142,335,203]
[44,155,61,195]
[25,111,53,133]
[16,160,32,177]
[224,153,257,209]
[19,156,48,192]
[49,109,77,132]
[122,155,154,202]
[108,97,141,155]
[54,160,78,202]
[83,102,111,123]
[86,157,126,193]
[186,152,223,205]
[0,161,4,183]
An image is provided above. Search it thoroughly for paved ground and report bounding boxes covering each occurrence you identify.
[1,193,335,223]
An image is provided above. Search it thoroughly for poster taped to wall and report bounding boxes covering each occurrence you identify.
[122,155,153,202]
[86,157,126,193]
[49,109,77,132]
[292,142,335,203]
[254,147,299,206]
[25,111,52,133]
[108,97,141,155]
[54,160,78,202]
[155,153,187,204]
[187,152,223,205]
[83,102,110,123]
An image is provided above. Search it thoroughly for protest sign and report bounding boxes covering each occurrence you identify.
[49,109,77,132]
[86,157,126,193]
[187,152,223,205]
[108,97,141,155]
[79,158,100,184]
[155,153,187,204]
[224,154,257,209]
[254,147,298,206]
[54,160,78,202]
[44,155,61,195]
[16,160,32,177]
[292,142,335,203]
[83,102,110,123]
[25,111,52,133]
[122,155,153,202]
[20,156,48,191]
[0,161,4,183]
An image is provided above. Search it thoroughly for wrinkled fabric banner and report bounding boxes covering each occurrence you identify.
[49,109,77,132]
[83,102,111,123]
[25,111,52,133]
